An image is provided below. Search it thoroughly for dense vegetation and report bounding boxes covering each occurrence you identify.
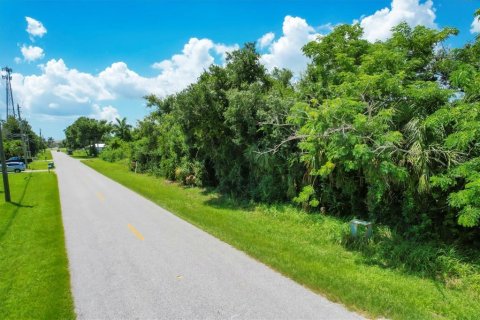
[63,116,112,156]
[67,21,480,244]
[2,116,48,159]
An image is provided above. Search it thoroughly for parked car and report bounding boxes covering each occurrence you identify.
[6,156,25,163]
[1,162,26,173]
[6,156,32,163]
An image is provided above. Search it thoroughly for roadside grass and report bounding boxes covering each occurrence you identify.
[71,149,92,159]
[83,158,480,320]
[0,173,74,319]
[28,161,49,170]
[28,149,54,170]
[36,149,53,160]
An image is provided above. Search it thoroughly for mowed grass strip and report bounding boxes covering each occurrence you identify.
[0,173,74,319]
[71,149,91,159]
[83,158,480,320]
[28,149,53,170]
[28,161,49,171]
[36,149,53,160]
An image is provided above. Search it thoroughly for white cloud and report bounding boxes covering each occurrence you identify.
[260,16,320,75]
[11,16,325,125]
[91,104,120,122]
[151,38,218,91]
[151,38,237,85]
[21,45,45,62]
[258,32,275,49]
[10,37,235,120]
[10,59,112,118]
[8,15,324,128]
[360,0,437,42]
[14,57,22,64]
[12,16,324,127]
[26,17,47,40]
[471,15,480,34]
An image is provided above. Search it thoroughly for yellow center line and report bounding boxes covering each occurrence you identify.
[96,192,105,202]
[128,224,145,241]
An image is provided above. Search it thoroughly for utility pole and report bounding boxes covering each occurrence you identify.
[39,128,44,153]
[17,104,30,169]
[2,67,30,167]
[0,120,11,202]
[1,67,12,201]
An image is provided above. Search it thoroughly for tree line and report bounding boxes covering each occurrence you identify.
[2,116,48,159]
[65,19,480,243]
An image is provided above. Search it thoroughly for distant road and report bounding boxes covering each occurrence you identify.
[53,151,363,319]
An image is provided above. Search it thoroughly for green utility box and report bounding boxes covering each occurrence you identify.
[350,219,373,238]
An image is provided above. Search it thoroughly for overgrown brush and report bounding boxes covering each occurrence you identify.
[345,224,480,293]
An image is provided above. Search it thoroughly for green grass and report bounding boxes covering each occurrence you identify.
[36,149,53,160]
[83,158,480,320]
[28,149,54,170]
[0,173,75,319]
[71,149,92,159]
[28,161,49,170]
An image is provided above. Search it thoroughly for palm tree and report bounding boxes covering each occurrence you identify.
[112,117,132,141]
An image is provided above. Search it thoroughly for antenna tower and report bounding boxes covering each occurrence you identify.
[2,67,16,119]
[1,67,31,164]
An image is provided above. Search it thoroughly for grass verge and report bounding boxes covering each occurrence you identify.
[28,149,53,170]
[28,161,49,170]
[0,172,74,319]
[83,158,480,320]
[36,149,53,160]
[71,149,92,159]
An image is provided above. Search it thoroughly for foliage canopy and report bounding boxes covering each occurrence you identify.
[70,19,480,242]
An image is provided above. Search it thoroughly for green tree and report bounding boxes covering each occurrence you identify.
[68,17,480,241]
[289,23,461,238]
[2,116,45,158]
[64,117,111,155]
[112,117,132,141]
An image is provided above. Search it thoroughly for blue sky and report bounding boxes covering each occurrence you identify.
[1,0,479,139]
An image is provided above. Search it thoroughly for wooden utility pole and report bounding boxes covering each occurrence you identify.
[0,120,11,202]
[17,104,30,168]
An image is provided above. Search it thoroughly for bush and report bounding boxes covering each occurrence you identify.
[345,225,480,288]
[100,139,130,162]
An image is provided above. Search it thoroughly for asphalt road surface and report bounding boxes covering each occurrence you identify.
[53,151,363,320]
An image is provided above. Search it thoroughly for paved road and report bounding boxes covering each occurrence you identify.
[53,152,363,320]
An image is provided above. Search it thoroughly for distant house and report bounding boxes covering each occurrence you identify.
[94,143,106,153]
[86,143,106,153]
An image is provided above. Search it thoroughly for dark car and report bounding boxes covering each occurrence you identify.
[6,156,25,163]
